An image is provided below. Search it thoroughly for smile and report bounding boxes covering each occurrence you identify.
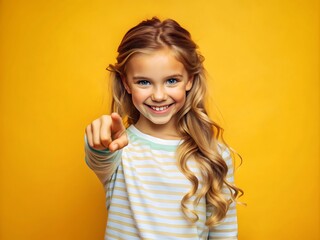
[148,104,172,112]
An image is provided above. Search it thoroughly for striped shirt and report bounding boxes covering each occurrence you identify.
[85,125,238,240]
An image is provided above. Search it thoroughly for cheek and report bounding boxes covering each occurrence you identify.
[171,88,187,101]
[131,90,146,106]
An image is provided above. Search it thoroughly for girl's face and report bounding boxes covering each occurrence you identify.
[123,48,193,137]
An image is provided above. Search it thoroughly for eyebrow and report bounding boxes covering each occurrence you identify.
[132,74,183,80]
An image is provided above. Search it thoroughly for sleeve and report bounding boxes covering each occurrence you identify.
[84,136,122,185]
[208,146,238,240]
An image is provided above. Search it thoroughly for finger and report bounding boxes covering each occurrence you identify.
[100,115,112,148]
[109,133,129,152]
[85,125,94,147]
[111,112,126,139]
[91,119,104,149]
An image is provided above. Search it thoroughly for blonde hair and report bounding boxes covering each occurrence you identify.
[107,17,243,226]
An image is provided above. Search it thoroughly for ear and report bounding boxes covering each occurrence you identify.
[121,76,132,94]
[185,75,194,91]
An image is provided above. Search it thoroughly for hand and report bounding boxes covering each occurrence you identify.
[85,113,128,152]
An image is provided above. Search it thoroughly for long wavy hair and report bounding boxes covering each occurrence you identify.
[107,17,243,226]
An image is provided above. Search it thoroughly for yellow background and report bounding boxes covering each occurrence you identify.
[1,0,319,239]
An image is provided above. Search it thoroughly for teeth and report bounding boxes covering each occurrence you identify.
[151,105,169,111]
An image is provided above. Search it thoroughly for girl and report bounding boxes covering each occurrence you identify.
[85,17,242,239]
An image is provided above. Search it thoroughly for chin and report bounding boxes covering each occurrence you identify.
[149,118,172,126]
[151,121,170,125]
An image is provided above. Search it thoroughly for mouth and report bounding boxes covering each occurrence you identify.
[146,104,173,112]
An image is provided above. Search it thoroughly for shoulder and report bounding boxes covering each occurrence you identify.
[217,142,232,161]
[216,142,235,179]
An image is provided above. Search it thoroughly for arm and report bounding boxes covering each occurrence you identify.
[208,147,238,240]
[85,137,121,185]
[84,113,128,185]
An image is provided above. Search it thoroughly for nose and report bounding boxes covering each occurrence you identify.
[151,86,167,102]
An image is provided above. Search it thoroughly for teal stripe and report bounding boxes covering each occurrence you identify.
[127,130,179,152]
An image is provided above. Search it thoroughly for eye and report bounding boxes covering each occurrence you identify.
[166,78,177,85]
[137,80,151,85]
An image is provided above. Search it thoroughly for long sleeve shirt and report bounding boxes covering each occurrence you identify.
[85,125,238,240]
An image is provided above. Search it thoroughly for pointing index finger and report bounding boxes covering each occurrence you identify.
[111,112,126,139]
[109,112,128,152]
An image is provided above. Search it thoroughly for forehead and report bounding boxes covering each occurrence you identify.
[126,49,187,77]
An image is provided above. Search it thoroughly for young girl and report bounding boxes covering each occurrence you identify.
[85,17,242,239]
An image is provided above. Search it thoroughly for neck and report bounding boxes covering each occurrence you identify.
[134,118,181,140]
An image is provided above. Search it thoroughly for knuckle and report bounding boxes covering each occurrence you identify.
[101,137,111,145]
[100,136,108,141]
[92,138,101,146]
[92,143,101,149]
[87,138,93,147]
[101,115,111,122]
[93,139,101,146]
[91,119,100,128]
